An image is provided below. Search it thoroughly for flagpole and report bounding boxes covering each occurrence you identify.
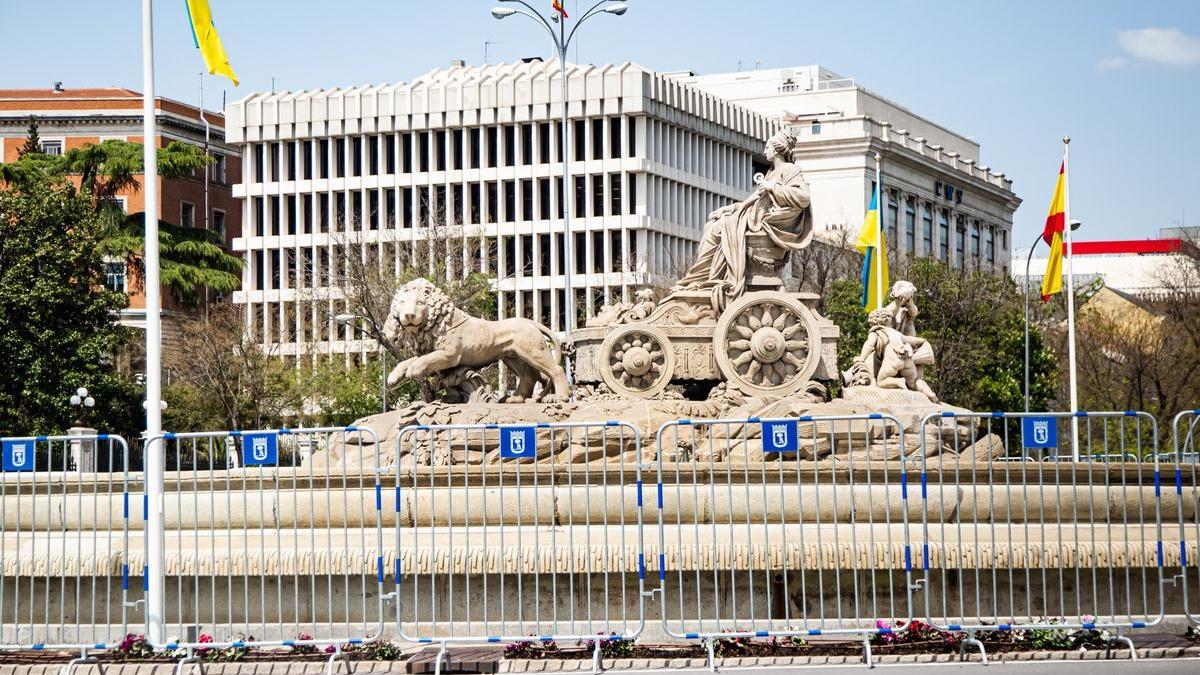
[874,152,884,308]
[141,0,165,646]
[1062,135,1080,460]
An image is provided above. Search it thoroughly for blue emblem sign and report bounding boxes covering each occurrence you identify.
[500,426,537,459]
[3,439,35,472]
[1022,416,1059,449]
[242,432,278,466]
[761,419,799,453]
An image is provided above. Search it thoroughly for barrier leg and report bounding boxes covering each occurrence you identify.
[61,647,103,675]
[592,637,604,674]
[173,648,206,675]
[958,629,987,665]
[1108,629,1136,661]
[704,637,715,672]
[861,635,874,669]
[433,641,447,675]
[326,643,353,675]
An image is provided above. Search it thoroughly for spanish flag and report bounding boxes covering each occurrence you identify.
[856,181,889,311]
[552,0,569,18]
[1039,162,1067,301]
[185,0,239,86]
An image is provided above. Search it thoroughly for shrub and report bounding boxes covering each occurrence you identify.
[114,634,154,661]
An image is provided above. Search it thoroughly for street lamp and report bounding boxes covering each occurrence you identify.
[336,313,391,414]
[1023,219,1081,412]
[69,386,95,427]
[491,0,628,343]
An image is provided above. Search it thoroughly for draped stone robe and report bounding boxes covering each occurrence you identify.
[674,161,812,300]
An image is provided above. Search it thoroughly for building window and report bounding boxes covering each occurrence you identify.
[539,122,551,164]
[40,139,64,155]
[469,128,481,169]
[592,119,604,160]
[609,118,621,159]
[180,201,196,229]
[254,144,265,181]
[904,198,916,255]
[504,181,516,222]
[592,175,604,217]
[486,127,498,168]
[971,221,981,262]
[104,260,127,293]
[810,120,821,135]
[212,153,227,183]
[318,140,329,179]
[627,118,636,157]
[985,225,995,264]
[886,192,898,247]
[286,142,296,180]
[385,135,396,174]
[921,203,933,255]
[937,209,949,262]
[504,126,515,167]
[521,124,533,165]
[610,173,622,216]
[955,216,966,266]
[335,139,346,177]
[212,209,226,241]
[574,120,586,162]
[436,131,447,171]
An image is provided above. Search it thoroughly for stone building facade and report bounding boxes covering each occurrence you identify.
[676,66,1021,272]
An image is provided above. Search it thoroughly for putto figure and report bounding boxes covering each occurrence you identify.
[847,308,939,402]
[672,128,812,301]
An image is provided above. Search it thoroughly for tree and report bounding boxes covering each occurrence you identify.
[163,304,298,431]
[0,177,141,436]
[17,116,41,158]
[1,139,241,305]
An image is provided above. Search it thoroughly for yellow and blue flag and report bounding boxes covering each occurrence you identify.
[185,0,238,86]
[856,181,889,311]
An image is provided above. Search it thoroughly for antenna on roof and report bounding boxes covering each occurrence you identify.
[484,41,502,65]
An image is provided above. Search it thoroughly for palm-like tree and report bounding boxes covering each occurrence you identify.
[1,137,241,305]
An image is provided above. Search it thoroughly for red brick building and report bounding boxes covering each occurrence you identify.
[0,86,242,372]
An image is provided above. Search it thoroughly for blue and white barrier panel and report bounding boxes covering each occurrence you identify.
[654,413,914,648]
[143,426,383,655]
[393,420,645,646]
[0,434,131,657]
[1170,409,1200,626]
[918,410,1164,659]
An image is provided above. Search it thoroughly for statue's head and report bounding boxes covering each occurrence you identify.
[868,308,893,327]
[764,129,798,162]
[890,280,916,302]
[383,277,448,342]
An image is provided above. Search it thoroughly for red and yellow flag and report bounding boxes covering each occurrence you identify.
[1039,162,1067,301]
[552,1,569,18]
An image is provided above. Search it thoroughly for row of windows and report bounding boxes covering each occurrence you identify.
[247,230,646,293]
[249,173,640,236]
[248,117,637,184]
[644,118,752,189]
[878,187,1009,268]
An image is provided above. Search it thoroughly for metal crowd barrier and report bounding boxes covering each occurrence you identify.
[1172,410,1200,626]
[918,410,1163,662]
[394,420,644,671]
[145,426,383,667]
[654,414,913,667]
[0,434,132,671]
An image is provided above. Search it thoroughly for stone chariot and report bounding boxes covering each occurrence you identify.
[573,230,840,400]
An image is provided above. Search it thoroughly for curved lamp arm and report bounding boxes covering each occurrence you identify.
[494,1,563,51]
[566,1,621,47]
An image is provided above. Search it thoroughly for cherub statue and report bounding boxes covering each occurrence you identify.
[846,308,939,402]
[883,279,935,376]
[584,288,658,327]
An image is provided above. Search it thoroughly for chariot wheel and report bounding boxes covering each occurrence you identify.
[597,324,675,399]
[714,292,820,398]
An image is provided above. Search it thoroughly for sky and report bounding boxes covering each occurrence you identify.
[3,0,1198,248]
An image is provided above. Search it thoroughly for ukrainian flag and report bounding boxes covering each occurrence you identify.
[856,182,889,311]
[185,0,238,86]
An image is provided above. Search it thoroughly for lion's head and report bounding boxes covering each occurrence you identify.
[383,278,457,352]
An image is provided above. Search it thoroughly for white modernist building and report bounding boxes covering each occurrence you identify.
[676,66,1021,272]
[225,59,773,357]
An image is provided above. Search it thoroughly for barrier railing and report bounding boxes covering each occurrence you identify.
[1172,410,1200,626]
[394,420,644,672]
[0,434,132,672]
[654,414,913,667]
[145,426,383,670]
[918,410,1164,663]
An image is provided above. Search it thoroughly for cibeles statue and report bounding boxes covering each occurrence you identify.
[671,128,813,307]
[571,128,841,400]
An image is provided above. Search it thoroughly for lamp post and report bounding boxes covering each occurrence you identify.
[1023,219,1081,412]
[491,0,628,341]
[336,313,390,414]
[69,386,96,427]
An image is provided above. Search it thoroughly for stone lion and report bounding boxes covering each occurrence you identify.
[382,278,570,402]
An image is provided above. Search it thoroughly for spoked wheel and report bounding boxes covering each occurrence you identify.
[713,292,820,398]
[597,324,675,399]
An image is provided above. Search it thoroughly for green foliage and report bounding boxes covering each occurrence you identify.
[1,138,241,306]
[823,278,870,374]
[0,178,141,436]
[17,116,41,158]
[293,358,384,427]
[905,257,1056,412]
